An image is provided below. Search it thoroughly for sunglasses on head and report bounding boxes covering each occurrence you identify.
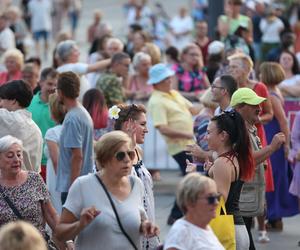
[198,194,221,205]
[115,150,135,161]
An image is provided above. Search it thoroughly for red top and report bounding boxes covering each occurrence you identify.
[0,71,22,86]
[253,82,274,192]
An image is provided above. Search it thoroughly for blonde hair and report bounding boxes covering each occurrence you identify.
[3,49,24,69]
[95,131,132,168]
[199,87,218,109]
[259,62,285,86]
[177,173,216,214]
[48,93,66,124]
[143,42,161,65]
[0,221,47,250]
[228,52,254,71]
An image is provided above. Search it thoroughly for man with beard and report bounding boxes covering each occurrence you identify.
[27,67,58,181]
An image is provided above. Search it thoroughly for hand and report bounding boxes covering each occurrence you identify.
[66,241,75,250]
[186,159,197,173]
[123,118,137,144]
[140,220,160,237]
[284,144,290,159]
[270,132,286,152]
[79,206,100,229]
[186,144,206,162]
[203,158,213,172]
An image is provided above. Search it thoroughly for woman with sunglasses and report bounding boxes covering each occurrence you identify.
[55,131,159,250]
[204,111,255,250]
[164,173,224,250]
[113,103,160,250]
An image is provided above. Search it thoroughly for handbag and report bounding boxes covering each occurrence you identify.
[209,196,236,250]
[0,186,58,250]
[95,174,138,250]
[239,162,265,217]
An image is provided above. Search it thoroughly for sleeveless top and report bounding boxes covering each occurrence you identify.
[219,152,245,225]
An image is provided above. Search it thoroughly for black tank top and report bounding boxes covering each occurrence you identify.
[219,152,245,225]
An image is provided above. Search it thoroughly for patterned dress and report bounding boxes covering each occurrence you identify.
[132,150,159,250]
[0,171,50,237]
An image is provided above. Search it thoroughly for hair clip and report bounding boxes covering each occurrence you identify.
[108,105,121,120]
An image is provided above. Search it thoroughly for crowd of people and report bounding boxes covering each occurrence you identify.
[1,0,300,250]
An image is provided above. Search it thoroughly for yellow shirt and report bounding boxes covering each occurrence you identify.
[148,90,194,155]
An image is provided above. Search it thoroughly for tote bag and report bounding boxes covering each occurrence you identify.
[209,197,236,250]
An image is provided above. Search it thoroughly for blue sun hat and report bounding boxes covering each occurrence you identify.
[147,63,175,85]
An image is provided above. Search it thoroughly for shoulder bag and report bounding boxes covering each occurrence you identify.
[0,186,58,250]
[209,196,236,250]
[95,174,138,250]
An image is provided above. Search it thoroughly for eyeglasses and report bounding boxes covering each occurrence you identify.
[115,150,135,161]
[198,194,221,205]
[211,84,224,90]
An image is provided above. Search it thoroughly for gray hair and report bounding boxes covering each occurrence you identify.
[176,173,215,214]
[132,52,151,69]
[0,135,23,153]
[55,40,77,63]
[106,38,124,51]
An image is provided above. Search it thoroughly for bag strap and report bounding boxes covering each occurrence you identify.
[0,185,24,219]
[216,196,227,216]
[94,174,138,250]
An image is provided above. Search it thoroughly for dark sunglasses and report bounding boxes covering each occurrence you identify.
[198,194,221,205]
[115,150,135,161]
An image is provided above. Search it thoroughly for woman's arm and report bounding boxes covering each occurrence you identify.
[42,201,60,231]
[259,96,273,124]
[270,95,290,157]
[55,207,100,241]
[279,84,300,98]
[46,140,59,174]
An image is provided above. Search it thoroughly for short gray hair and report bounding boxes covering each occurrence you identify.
[55,40,77,62]
[106,38,124,50]
[177,173,215,214]
[0,135,23,153]
[132,52,151,69]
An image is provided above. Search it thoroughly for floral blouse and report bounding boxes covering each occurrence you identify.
[0,171,50,237]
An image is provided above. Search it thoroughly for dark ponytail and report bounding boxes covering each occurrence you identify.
[211,111,255,181]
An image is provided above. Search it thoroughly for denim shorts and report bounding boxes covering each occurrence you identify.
[33,30,49,41]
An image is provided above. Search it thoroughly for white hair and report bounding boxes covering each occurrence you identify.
[132,52,151,69]
[106,38,124,51]
[55,40,77,62]
[0,135,23,153]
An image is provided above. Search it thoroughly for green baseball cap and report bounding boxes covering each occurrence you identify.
[230,87,266,107]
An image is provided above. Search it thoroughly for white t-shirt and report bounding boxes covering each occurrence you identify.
[28,0,52,32]
[259,17,284,43]
[170,15,194,50]
[57,63,91,101]
[64,174,146,250]
[163,218,225,250]
[0,27,15,57]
